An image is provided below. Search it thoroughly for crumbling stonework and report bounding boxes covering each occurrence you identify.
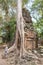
[22,8,37,50]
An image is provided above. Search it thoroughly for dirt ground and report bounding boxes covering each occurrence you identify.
[0,49,9,65]
[0,49,43,65]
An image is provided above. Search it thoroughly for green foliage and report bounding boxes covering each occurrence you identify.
[0,0,28,8]
[32,0,43,38]
[3,18,16,42]
[0,18,16,43]
[32,0,43,15]
[23,0,28,4]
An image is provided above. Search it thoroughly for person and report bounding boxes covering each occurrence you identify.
[4,45,8,58]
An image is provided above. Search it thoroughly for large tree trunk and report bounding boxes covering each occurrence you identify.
[17,0,22,36]
[17,0,24,57]
[8,0,24,57]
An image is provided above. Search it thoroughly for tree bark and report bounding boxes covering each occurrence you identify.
[8,0,25,58]
[17,0,25,57]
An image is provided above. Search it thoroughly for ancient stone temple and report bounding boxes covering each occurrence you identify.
[22,8,37,51]
[5,8,41,65]
[8,8,38,55]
